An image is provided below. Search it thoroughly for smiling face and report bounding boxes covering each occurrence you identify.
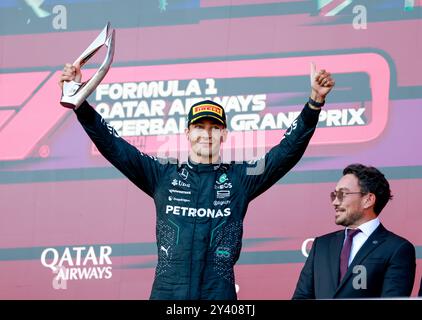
[185,118,227,164]
[332,174,372,228]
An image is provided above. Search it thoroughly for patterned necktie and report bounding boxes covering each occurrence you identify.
[339,228,361,282]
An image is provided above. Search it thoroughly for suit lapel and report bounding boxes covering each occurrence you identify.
[335,224,388,294]
[329,231,344,290]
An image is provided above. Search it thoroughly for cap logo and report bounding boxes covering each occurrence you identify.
[192,104,223,117]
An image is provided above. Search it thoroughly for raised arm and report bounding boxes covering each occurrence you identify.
[59,63,168,197]
[241,63,335,201]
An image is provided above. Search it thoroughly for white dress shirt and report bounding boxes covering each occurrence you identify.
[344,217,380,266]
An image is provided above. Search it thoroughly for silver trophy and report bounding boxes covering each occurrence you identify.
[60,22,115,109]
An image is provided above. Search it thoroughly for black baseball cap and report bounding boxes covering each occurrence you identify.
[187,100,227,128]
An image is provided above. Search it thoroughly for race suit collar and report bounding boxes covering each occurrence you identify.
[187,158,221,172]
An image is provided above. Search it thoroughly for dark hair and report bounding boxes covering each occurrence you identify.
[343,164,393,215]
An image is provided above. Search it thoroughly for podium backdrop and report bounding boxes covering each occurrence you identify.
[0,0,421,299]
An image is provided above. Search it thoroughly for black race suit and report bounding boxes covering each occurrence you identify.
[75,100,321,300]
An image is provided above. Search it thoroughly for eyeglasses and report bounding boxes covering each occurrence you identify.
[330,190,366,202]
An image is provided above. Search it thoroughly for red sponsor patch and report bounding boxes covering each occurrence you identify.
[192,105,223,116]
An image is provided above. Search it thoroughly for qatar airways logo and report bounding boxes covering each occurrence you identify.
[40,246,113,289]
[165,205,231,218]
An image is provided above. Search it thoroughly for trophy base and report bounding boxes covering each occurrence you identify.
[60,101,77,109]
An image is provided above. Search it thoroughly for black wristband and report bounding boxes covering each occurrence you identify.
[308,97,325,108]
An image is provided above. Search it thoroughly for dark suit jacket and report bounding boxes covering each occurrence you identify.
[293,224,416,299]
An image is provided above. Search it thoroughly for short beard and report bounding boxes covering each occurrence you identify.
[336,210,363,227]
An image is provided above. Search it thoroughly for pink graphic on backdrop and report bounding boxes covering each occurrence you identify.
[97,52,390,150]
[0,72,49,107]
[0,110,15,129]
[0,53,389,161]
[0,18,418,87]
[0,72,69,161]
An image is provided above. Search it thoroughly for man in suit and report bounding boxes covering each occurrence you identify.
[293,164,416,299]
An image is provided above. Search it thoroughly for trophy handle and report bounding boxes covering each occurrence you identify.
[60,22,115,109]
